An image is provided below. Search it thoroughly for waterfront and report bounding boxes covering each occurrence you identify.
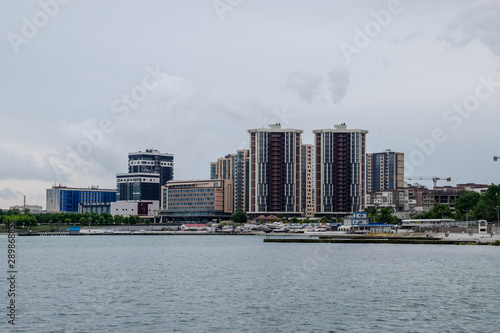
[1,235,500,332]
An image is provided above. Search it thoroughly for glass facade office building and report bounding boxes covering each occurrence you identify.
[116,149,174,201]
[46,186,117,213]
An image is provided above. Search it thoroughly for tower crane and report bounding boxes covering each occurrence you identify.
[404,176,451,190]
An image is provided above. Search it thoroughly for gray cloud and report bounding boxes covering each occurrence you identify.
[0,149,56,182]
[0,188,21,200]
[390,32,420,44]
[284,71,322,104]
[327,68,350,104]
[440,0,500,56]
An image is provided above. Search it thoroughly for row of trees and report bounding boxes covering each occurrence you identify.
[0,210,142,229]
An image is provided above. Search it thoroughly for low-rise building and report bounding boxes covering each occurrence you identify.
[9,205,43,214]
[110,200,159,217]
[158,179,233,223]
[46,186,117,213]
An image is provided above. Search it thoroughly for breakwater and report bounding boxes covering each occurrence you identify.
[263,235,500,246]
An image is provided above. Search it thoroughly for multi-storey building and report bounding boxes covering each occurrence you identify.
[248,124,302,217]
[46,186,117,213]
[366,150,404,192]
[366,183,490,219]
[116,173,161,201]
[128,149,174,186]
[314,123,367,217]
[116,149,174,201]
[210,149,250,213]
[159,179,233,222]
[301,144,315,217]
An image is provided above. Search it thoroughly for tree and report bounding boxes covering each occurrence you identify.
[470,185,500,221]
[231,211,248,223]
[455,191,481,217]
[113,215,124,225]
[374,207,399,224]
[129,215,140,225]
[432,204,454,219]
[364,206,378,222]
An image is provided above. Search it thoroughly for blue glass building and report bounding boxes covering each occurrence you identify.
[46,186,117,213]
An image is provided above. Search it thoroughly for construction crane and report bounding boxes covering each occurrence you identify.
[405,176,451,190]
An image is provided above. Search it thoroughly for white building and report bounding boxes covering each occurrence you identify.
[110,200,159,217]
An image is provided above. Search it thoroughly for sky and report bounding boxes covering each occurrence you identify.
[1,0,499,210]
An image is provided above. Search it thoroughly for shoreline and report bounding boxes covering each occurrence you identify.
[3,230,500,245]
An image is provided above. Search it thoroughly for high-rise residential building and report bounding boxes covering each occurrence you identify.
[301,144,315,217]
[116,149,174,201]
[46,185,117,213]
[366,150,404,192]
[211,149,250,213]
[248,124,302,216]
[314,123,368,217]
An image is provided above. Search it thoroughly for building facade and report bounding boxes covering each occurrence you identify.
[210,149,250,213]
[314,123,367,217]
[46,186,117,213]
[301,144,315,217]
[9,205,43,214]
[110,200,159,216]
[366,150,404,192]
[366,183,490,219]
[128,149,174,186]
[116,173,160,201]
[159,179,232,222]
[248,124,302,217]
[117,149,174,201]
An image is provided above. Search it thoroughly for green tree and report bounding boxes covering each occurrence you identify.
[374,206,398,224]
[364,206,378,222]
[231,211,248,223]
[129,215,140,225]
[432,204,454,219]
[471,185,500,221]
[95,215,106,225]
[455,191,481,218]
[114,215,124,225]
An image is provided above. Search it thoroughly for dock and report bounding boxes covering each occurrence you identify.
[263,234,500,246]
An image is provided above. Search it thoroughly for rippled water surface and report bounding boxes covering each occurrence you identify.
[1,235,500,332]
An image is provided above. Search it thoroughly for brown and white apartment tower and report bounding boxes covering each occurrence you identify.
[314,123,368,218]
[248,124,302,217]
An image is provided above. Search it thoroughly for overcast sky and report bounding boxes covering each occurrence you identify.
[1,0,499,209]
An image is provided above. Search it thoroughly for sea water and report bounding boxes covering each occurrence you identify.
[1,235,499,332]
